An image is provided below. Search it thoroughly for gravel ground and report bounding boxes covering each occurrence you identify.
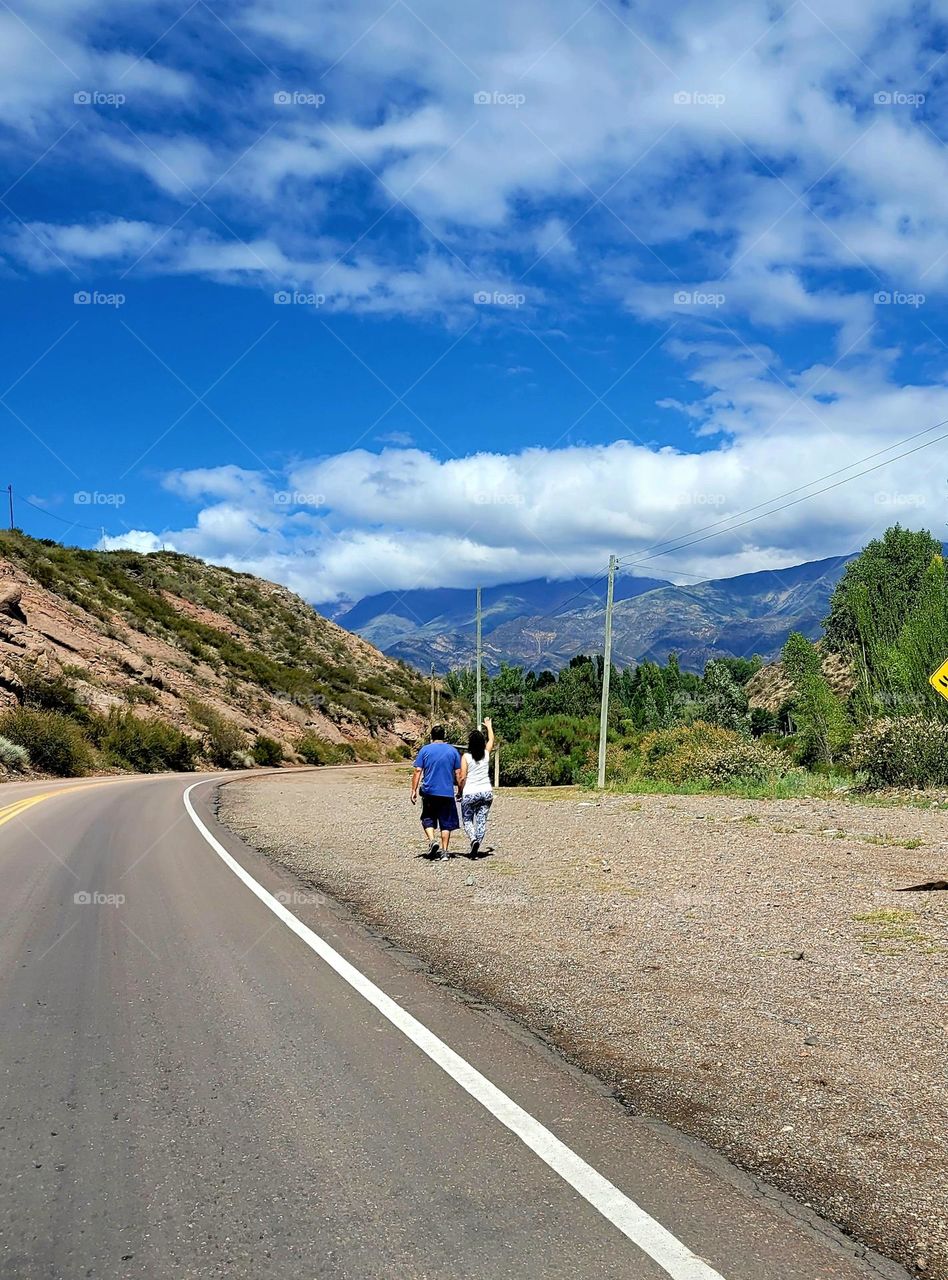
[219,766,948,1278]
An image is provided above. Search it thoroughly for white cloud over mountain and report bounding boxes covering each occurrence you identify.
[98,340,948,601]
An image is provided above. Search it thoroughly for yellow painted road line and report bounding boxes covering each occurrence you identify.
[0,793,57,828]
[0,778,130,830]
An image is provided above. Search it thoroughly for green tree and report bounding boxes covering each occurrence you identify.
[885,553,948,719]
[526,657,600,720]
[619,661,676,730]
[824,525,942,713]
[782,631,851,764]
[484,664,528,737]
[697,660,751,734]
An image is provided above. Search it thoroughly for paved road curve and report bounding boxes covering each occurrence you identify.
[0,772,907,1280]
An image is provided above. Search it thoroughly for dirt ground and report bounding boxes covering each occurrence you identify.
[219,766,948,1278]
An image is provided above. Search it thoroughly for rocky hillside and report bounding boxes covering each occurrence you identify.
[745,647,856,713]
[0,532,434,765]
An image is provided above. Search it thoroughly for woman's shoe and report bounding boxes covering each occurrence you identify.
[469,839,480,857]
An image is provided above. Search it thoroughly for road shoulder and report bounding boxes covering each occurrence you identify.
[217,766,946,1279]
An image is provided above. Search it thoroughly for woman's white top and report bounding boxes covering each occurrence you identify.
[462,751,492,795]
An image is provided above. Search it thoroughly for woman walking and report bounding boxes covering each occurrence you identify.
[458,717,495,857]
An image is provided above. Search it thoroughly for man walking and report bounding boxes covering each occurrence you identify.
[410,725,461,860]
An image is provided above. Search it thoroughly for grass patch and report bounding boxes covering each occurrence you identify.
[605,770,853,800]
[858,834,924,849]
[853,908,939,955]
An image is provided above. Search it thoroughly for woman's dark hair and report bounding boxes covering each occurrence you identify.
[468,728,486,761]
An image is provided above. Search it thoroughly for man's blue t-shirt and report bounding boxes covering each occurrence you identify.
[414,742,461,796]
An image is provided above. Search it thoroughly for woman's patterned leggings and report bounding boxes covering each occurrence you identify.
[460,791,493,844]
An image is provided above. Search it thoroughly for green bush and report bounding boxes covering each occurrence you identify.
[639,721,794,786]
[16,662,86,718]
[850,717,948,787]
[501,715,598,787]
[188,700,249,767]
[95,709,197,773]
[251,735,284,766]
[0,707,93,777]
[0,734,29,771]
[122,683,160,706]
[296,732,356,765]
[699,739,799,785]
[639,721,735,783]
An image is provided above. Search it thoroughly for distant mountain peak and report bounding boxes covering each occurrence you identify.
[334,556,857,675]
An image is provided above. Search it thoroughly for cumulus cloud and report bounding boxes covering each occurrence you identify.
[97,340,948,602]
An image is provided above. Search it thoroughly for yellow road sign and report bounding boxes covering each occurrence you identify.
[930,658,948,701]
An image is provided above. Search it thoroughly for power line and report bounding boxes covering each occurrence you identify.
[16,494,110,535]
[617,413,948,568]
[619,559,711,581]
[615,412,948,572]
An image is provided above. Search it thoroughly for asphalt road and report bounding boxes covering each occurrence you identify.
[0,772,909,1280]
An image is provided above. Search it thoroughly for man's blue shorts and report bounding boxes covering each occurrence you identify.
[420,792,459,831]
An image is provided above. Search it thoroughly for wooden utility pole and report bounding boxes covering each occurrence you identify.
[475,586,483,727]
[6,485,13,531]
[597,555,617,789]
[430,662,436,727]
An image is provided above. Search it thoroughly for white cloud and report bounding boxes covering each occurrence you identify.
[4,0,948,327]
[97,341,948,602]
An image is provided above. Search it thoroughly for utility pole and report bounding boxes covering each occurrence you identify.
[6,484,13,531]
[475,585,483,727]
[430,662,436,728]
[597,554,617,789]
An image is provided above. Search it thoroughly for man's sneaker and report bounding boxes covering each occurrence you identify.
[469,839,480,857]
[438,850,450,861]
[428,839,440,858]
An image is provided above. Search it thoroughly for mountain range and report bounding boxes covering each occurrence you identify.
[332,555,857,675]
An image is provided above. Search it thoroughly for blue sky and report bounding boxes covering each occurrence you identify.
[2,0,947,603]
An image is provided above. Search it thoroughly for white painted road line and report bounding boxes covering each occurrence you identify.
[183,780,726,1280]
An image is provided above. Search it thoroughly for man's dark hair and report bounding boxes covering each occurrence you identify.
[430,724,446,740]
